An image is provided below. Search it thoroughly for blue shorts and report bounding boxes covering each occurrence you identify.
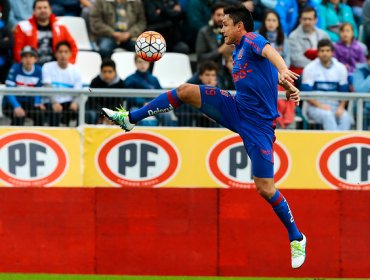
[199,85,276,178]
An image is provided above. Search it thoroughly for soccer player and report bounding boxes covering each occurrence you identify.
[101,3,307,268]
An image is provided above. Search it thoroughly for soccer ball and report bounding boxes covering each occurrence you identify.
[135,31,166,62]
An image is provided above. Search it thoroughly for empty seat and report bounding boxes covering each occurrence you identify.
[111,51,137,80]
[75,51,102,86]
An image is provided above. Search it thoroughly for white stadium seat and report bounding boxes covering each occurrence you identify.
[75,51,102,86]
[57,16,92,51]
[111,52,137,80]
[152,52,192,88]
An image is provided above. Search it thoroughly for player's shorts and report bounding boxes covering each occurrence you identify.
[198,85,276,178]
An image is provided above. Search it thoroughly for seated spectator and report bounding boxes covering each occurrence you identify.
[347,0,365,25]
[334,22,366,90]
[288,7,329,88]
[363,0,370,51]
[42,41,82,126]
[301,39,352,130]
[177,60,220,127]
[49,0,81,16]
[6,0,33,32]
[260,0,298,34]
[195,2,233,68]
[125,55,177,126]
[2,46,45,126]
[353,53,370,129]
[218,54,235,90]
[0,0,13,83]
[143,0,189,53]
[86,58,125,124]
[259,10,290,67]
[318,0,358,42]
[80,0,95,33]
[90,0,146,59]
[13,0,78,65]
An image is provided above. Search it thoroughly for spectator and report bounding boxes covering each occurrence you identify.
[353,53,370,129]
[218,54,235,90]
[125,54,177,126]
[6,0,34,32]
[240,0,262,31]
[0,0,12,83]
[363,0,370,51]
[49,0,81,16]
[347,0,365,25]
[196,2,233,68]
[90,0,146,59]
[318,0,358,42]
[334,22,366,90]
[80,0,95,33]
[86,58,125,124]
[260,0,298,34]
[143,0,189,53]
[42,41,82,126]
[259,10,290,66]
[178,60,220,127]
[13,0,78,65]
[2,46,45,126]
[301,39,352,130]
[296,0,321,27]
[288,7,329,88]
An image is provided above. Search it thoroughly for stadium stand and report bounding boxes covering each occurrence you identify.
[57,16,92,51]
[75,51,101,86]
[111,51,137,80]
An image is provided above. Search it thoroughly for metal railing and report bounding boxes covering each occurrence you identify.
[0,87,369,130]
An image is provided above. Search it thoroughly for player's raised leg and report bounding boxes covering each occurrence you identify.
[101,83,201,131]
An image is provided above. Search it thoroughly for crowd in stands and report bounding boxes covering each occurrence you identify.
[0,0,369,130]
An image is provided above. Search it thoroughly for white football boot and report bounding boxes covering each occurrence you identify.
[290,233,307,269]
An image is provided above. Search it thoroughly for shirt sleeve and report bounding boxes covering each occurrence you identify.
[338,63,349,92]
[301,64,315,91]
[5,65,21,108]
[245,33,268,57]
[42,63,52,85]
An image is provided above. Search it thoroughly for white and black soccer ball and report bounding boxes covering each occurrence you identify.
[135,31,166,62]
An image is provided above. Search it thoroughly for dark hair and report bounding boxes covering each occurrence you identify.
[33,0,50,10]
[199,60,219,75]
[224,3,254,32]
[301,6,317,18]
[317,38,334,51]
[101,58,117,71]
[259,10,285,46]
[211,2,226,14]
[55,40,71,51]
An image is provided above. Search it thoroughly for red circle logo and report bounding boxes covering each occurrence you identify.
[97,132,179,187]
[0,132,67,186]
[208,135,289,188]
[318,135,370,190]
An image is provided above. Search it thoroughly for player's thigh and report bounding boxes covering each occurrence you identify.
[246,143,274,179]
[199,85,240,132]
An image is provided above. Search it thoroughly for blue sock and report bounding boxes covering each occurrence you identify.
[129,89,182,123]
[268,189,302,241]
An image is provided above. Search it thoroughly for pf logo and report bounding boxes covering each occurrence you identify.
[97,132,180,187]
[0,132,67,186]
[318,136,370,190]
[207,135,290,188]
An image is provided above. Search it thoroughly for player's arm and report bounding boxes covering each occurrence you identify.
[279,77,300,105]
[262,44,299,83]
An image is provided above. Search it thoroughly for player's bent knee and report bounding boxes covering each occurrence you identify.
[177,83,201,107]
[254,177,275,199]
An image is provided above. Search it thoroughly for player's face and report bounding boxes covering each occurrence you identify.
[34,1,52,22]
[221,14,241,45]
[199,70,217,85]
[101,66,116,84]
[318,46,333,64]
[300,11,316,32]
[213,8,225,28]
[265,13,279,32]
[136,57,150,72]
[55,45,71,66]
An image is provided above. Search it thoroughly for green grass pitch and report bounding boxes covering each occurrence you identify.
[0,275,366,280]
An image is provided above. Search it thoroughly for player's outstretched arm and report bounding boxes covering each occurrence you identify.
[262,44,299,84]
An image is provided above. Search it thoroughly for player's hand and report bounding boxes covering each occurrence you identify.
[284,82,300,105]
[70,101,78,112]
[14,107,26,118]
[279,68,299,84]
[53,102,63,112]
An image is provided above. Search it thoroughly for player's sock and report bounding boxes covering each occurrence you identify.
[268,189,303,241]
[129,89,182,123]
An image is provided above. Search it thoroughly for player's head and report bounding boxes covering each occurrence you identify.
[134,54,150,73]
[33,0,52,23]
[317,39,334,65]
[211,2,226,28]
[198,60,218,85]
[222,4,254,45]
[300,7,317,32]
[100,58,117,84]
[55,41,72,67]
